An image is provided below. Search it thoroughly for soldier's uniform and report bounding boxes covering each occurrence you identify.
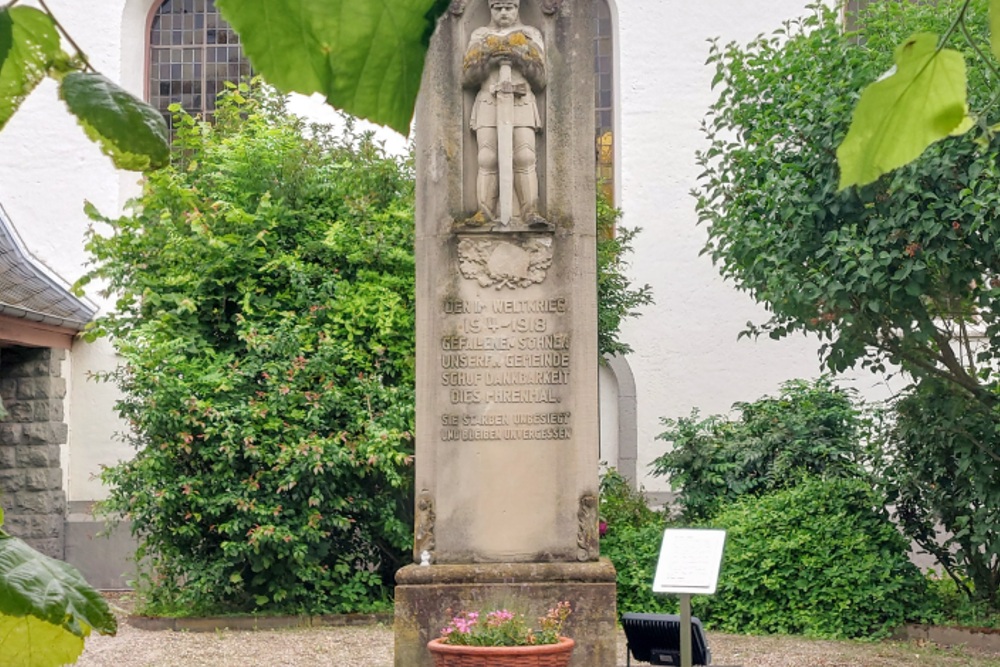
[468,26,544,132]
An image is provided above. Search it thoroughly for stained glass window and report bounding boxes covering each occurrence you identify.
[149,0,252,129]
[595,0,615,202]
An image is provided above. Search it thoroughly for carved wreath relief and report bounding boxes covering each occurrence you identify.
[458,236,552,288]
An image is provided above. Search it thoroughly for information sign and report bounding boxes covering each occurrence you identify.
[652,528,727,595]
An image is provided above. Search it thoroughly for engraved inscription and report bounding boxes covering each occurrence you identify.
[438,293,574,442]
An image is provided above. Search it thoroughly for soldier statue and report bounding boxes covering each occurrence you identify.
[462,0,548,228]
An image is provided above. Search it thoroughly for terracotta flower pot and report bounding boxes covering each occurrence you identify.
[427,636,575,667]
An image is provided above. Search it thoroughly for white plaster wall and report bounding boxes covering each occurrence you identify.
[614,1,896,491]
[0,0,135,502]
[598,362,619,468]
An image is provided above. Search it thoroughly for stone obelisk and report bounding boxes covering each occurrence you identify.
[394,1,617,665]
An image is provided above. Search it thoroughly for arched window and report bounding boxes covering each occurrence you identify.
[595,0,615,202]
[148,0,252,128]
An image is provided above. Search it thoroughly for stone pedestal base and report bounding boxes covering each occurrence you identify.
[394,559,617,667]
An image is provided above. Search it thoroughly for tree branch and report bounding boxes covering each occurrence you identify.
[873,332,994,405]
[37,0,95,73]
[938,0,973,51]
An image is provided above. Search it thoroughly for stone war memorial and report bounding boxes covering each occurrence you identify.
[394,0,618,665]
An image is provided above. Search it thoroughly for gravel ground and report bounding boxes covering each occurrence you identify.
[76,595,1000,667]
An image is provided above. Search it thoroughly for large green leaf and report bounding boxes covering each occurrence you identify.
[0,613,85,667]
[215,0,448,135]
[0,533,116,638]
[59,72,169,172]
[837,32,971,189]
[0,7,61,130]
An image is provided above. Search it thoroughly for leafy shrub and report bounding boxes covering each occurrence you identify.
[599,469,675,615]
[695,477,930,638]
[652,378,871,522]
[596,196,653,358]
[84,86,416,615]
[875,378,1000,610]
[83,84,651,615]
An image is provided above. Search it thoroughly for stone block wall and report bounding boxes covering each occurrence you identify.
[0,347,68,558]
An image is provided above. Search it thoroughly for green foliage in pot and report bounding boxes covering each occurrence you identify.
[437,602,572,646]
[652,378,872,522]
[696,477,931,639]
[82,85,416,615]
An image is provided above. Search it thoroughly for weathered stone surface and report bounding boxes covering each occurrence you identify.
[0,468,24,492]
[2,512,62,539]
[35,399,64,422]
[395,560,617,667]
[24,467,62,491]
[6,399,34,422]
[24,422,68,446]
[4,348,65,378]
[414,0,599,566]
[16,444,60,468]
[0,377,16,401]
[401,2,611,666]
[26,537,63,560]
[0,422,23,445]
[0,445,16,469]
[16,377,67,400]
[12,489,64,514]
[0,345,69,560]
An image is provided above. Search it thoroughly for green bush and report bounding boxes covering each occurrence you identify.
[599,469,675,615]
[84,87,416,615]
[83,84,651,615]
[652,378,872,522]
[695,477,930,638]
[875,378,1000,610]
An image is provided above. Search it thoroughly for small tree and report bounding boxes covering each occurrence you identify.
[697,0,1000,401]
[83,87,417,614]
[696,0,1000,607]
[876,377,1000,609]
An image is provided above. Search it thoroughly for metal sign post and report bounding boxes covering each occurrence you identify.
[680,593,692,667]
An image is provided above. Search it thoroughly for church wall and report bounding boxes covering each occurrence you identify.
[614,0,898,493]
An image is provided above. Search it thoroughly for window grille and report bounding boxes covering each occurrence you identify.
[595,0,615,202]
[149,0,252,129]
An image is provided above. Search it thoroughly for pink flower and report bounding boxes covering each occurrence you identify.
[486,609,514,627]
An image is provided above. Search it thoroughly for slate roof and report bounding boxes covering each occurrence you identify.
[0,203,95,332]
